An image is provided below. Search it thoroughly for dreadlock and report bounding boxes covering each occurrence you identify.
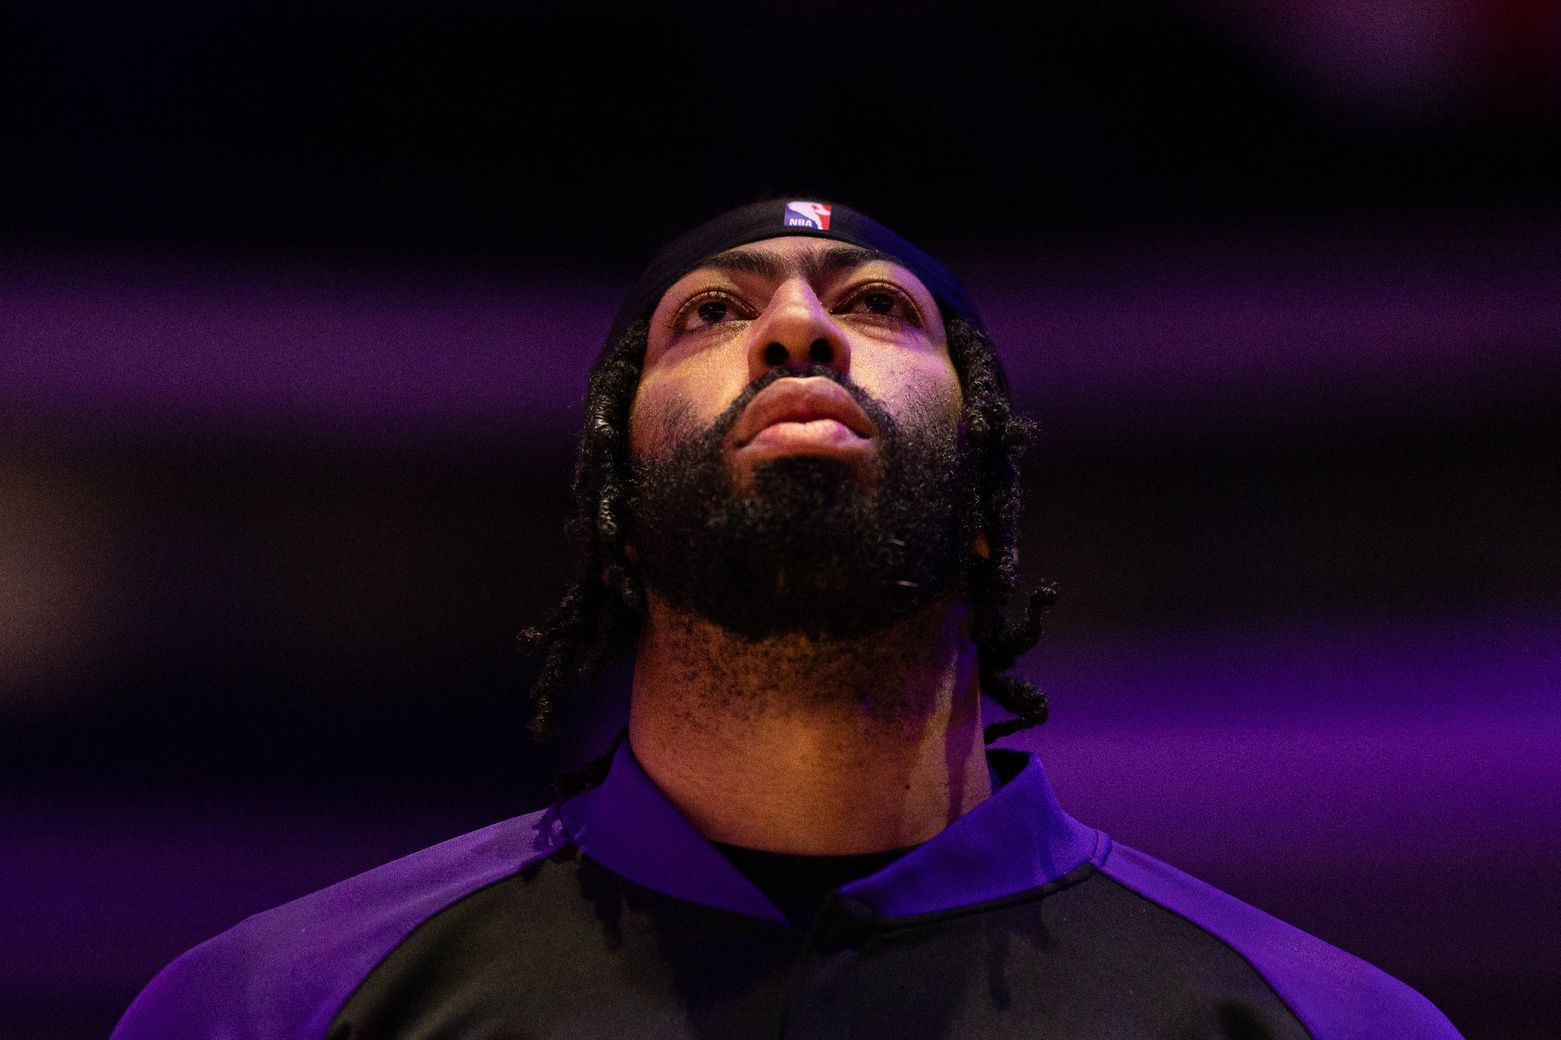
[516,315,1054,762]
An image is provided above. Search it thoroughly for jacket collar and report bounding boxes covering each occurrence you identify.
[558,742,1106,924]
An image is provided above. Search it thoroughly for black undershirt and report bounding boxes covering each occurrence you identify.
[712,842,920,927]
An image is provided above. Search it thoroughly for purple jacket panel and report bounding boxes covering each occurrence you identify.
[841,751,1106,916]
[1099,843,1462,1040]
[109,807,567,1040]
[560,744,787,923]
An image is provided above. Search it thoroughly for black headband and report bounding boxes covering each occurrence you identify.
[605,198,986,350]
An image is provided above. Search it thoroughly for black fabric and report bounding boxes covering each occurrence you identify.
[329,850,1313,1040]
[711,842,919,929]
[329,852,799,1040]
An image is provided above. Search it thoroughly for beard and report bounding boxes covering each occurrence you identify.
[627,366,976,642]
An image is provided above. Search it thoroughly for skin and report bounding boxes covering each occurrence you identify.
[625,235,993,855]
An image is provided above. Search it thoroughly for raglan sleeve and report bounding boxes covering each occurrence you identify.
[110,808,566,1040]
[111,932,263,1040]
[1100,843,1464,1040]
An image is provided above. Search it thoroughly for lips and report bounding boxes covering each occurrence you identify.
[730,378,877,450]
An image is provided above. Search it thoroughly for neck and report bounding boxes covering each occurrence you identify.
[628,591,992,855]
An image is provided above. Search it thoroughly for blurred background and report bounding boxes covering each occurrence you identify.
[2,2,1558,1037]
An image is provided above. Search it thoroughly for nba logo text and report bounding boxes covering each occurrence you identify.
[783,201,832,230]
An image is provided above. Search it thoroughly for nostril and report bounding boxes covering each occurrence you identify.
[762,342,788,367]
[808,339,833,364]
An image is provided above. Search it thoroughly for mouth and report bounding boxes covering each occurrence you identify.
[730,378,878,455]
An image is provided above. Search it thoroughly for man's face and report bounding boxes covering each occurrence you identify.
[630,236,960,476]
[624,236,974,640]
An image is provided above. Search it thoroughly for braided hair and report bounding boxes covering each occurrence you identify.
[517,313,1054,770]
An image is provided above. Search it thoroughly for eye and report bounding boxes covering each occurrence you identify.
[671,291,748,333]
[840,283,921,326]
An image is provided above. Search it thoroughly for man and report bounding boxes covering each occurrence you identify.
[113,199,1462,1038]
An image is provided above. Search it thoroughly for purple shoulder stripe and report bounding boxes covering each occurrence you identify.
[110,806,568,1040]
[1100,843,1462,1040]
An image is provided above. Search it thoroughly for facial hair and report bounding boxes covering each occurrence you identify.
[627,365,975,642]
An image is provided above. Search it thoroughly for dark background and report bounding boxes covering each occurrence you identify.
[2,2,1558,1037]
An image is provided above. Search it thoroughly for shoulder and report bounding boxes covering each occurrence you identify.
[111,806,568,1040]
[1097,841,1462,1040]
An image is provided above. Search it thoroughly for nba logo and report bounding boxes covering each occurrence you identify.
[783,201,832,230]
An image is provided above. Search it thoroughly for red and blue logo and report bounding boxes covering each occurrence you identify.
[783,201,832,230]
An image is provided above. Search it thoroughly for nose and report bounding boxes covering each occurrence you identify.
[746,277,851,381]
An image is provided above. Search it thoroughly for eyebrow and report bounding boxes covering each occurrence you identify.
[696,244,900,283]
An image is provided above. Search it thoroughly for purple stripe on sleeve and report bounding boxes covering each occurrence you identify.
[1100,843,1463,1040]
[110,808,567,1040]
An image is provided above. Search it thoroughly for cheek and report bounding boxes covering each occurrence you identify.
[858,353,963,428]
[628,360,746,457]
[627,384,689,460]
